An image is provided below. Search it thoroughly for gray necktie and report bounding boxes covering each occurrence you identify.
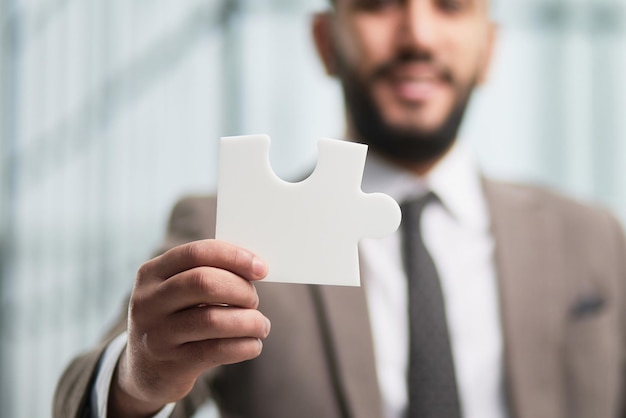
[401,192,461,418]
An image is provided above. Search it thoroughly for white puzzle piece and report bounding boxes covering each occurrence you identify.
[215,134,401,287]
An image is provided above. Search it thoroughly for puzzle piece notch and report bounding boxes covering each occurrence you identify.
[215,134,401,287]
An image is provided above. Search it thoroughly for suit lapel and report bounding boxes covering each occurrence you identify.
[308,181,570,418]
[484,180,567,418]
[313,283,384,418]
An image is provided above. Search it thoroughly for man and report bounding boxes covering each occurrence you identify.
[55,0,626,417]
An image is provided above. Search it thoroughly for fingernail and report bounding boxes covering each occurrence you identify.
[252,257,268,278]
[257,338,264,354]
[264,317,272,336]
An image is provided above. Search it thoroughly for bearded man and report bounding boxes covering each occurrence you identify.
[55,1,626,417]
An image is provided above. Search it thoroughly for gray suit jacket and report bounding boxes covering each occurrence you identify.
[54,180,626,418]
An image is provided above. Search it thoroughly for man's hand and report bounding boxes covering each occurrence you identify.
[108,239,270,417]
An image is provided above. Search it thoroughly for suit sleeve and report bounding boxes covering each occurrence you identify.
[53,195,218,418]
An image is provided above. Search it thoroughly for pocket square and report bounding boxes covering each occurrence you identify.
[571,294,605,318]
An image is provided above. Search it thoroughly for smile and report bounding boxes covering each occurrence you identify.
[382,63,449,103]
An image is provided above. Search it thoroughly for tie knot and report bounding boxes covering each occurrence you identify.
[401,191,438,225]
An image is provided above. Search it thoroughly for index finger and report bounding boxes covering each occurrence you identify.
[145,239,268,282]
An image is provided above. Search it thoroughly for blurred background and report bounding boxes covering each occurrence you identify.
[0,0,625,416]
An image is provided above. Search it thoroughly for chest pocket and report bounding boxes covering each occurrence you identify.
[563,291,622,418]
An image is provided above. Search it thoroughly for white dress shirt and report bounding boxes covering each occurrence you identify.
[360,143,507,418]
[94,142,507,418]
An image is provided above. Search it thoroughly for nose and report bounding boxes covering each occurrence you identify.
[399,0,437,52]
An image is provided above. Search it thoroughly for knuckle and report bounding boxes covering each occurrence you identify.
[233,310,266,338]
[202,307,219,329]
[213,339,228,361]
[246,311,264,335]
[136,261,153,284]
[230,247,242,268]
[184,241,204,264]
[188,268,221,298]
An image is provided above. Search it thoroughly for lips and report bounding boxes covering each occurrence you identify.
[392,79,440,101]
[381,63,448,103]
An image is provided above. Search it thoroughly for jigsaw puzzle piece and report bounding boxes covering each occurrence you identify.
[216,134,401,287]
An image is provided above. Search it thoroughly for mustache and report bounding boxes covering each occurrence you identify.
[370,50,454,84]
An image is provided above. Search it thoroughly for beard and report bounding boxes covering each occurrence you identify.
[335,47,477,166]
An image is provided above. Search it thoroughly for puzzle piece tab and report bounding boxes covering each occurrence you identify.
[215,134,401,286]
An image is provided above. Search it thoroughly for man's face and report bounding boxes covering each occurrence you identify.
[316,0,495,166]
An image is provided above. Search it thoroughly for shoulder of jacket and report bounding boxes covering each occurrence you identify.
[161,194,218,248]
[484,178,616,224]
[171,194,217,213]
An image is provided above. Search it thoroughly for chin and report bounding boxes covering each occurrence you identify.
[384,107,449,131]
[387,118,448,135]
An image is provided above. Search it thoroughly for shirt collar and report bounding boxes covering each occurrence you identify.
[361,141,489,232]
